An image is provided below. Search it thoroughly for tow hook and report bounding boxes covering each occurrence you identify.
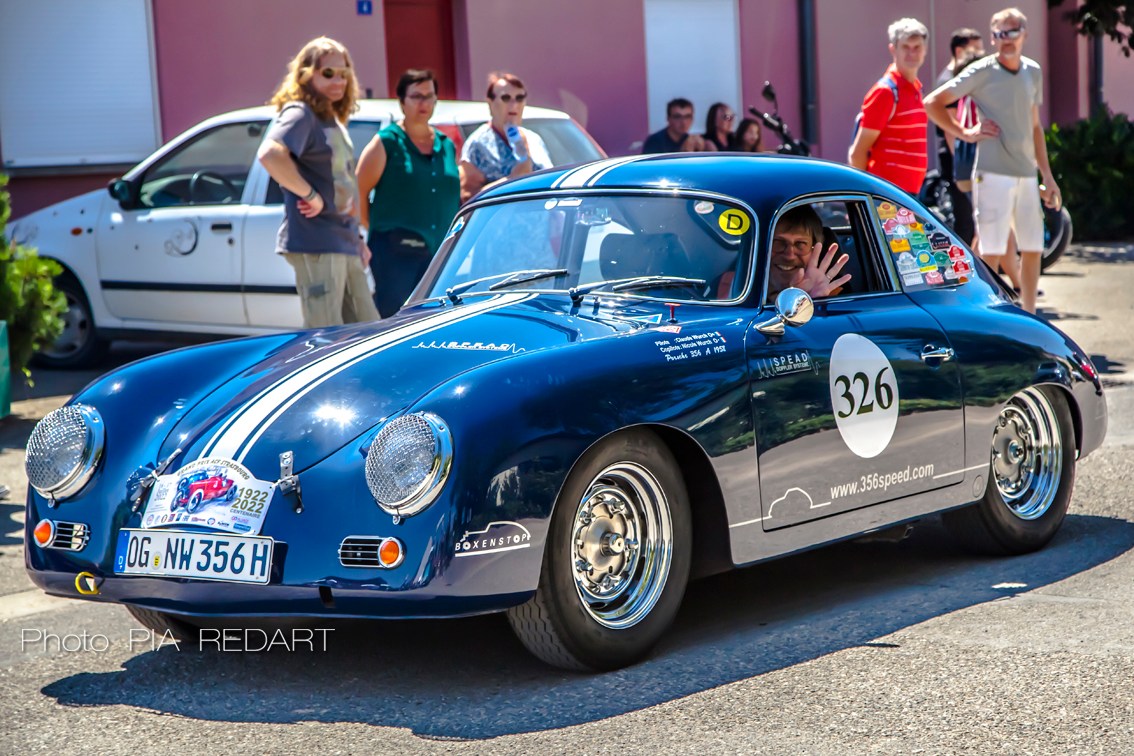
[75,571,101,595]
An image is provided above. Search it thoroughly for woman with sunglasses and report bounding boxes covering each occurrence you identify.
[356,69,459,318]
[459,71,552,203]
[703,103,735,152]
[258,37,378,327]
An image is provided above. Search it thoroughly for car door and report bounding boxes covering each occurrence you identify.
[746,196,966,530]
[97,120,266,327]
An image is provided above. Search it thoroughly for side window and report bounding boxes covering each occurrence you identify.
[767,197,889,303]
[874,198,976,290]
[138,121,267,208]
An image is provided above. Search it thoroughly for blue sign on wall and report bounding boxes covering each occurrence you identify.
[357,0,372,16]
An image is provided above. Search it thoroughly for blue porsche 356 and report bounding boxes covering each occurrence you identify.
[25,154,1107,671]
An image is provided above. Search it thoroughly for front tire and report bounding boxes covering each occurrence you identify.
[33,274,109,369]
[944,386,1076,555]
[507,429,691,671]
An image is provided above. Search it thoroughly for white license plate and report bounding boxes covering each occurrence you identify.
[115,529,273,584]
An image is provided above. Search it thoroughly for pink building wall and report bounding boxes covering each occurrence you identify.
[459,0,649,156]
[1102,38,1134,116]
[151,0,390,141]
[739,0,802,148]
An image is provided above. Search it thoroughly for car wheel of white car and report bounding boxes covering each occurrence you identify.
[507,429,691,671]
[125,605,200,644]
[944,386,1076,555]
[34,275,109,369]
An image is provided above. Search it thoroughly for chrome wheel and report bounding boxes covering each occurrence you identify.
[991,387,1063,521]
[42,288,91,360]
[570,461,672,629]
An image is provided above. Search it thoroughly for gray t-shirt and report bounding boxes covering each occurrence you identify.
[266,101,361,255]
[935,54,1043,177]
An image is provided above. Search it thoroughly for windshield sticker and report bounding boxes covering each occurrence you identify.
[454,521,532,557]
[694,200,715,215]
[718,209,751,236]
[141,458,275,535]
[829,334,900,458]
[442,216,465,243]
[753,350,813,379]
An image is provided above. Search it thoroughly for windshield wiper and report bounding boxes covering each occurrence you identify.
[569,276,706,305]
[444,269,568,304]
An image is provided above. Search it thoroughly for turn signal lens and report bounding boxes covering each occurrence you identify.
[378,537,404,568]
[33,519,55,547]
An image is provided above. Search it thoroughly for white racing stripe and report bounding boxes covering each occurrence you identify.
[203,293,532,461]
[551,154,656,189]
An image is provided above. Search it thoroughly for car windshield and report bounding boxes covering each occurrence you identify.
[421,194,755,303]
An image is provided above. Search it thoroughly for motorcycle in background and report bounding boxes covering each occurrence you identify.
[749,81,811,156]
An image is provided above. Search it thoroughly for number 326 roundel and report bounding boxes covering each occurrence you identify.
[828,334,900,458]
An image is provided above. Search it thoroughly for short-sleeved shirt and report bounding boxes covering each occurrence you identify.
[266,101,361,255]
[368,123,459,254]
[936,54,1043,178]
[460,123,551,183]
[641,128,689,154]
[859,64,928,194]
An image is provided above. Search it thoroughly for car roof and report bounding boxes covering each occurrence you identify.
[203,99,573,127]
[473,152,916,213]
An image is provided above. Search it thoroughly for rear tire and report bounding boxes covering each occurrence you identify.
[944,386,1076,555]
[507,429,691,671]
[33,274,110,369]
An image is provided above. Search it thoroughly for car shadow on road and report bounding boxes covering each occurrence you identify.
[39,512,1134,739]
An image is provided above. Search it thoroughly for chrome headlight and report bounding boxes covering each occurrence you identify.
[25,404,105,500]
[364,412,452,517]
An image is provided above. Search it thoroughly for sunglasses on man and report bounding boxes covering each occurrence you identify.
[992,28,1023,40]
[493,93,527,103]
[319,67,351,80]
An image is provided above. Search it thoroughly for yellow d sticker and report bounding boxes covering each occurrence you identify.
[718,209,751,235]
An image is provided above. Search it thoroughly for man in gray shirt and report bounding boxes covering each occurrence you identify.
[924,7,1062,314]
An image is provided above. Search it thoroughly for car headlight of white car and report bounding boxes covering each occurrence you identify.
[365,412,452,517]
[25,404,105,501]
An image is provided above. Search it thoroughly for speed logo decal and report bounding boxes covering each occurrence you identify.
[829,334,899,458]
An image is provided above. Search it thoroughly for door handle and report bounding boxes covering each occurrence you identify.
[921,345,955,362]
[210,222,233,232]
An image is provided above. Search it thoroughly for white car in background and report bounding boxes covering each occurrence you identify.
[9,101,606,368]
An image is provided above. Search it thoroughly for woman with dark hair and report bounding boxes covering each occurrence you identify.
[356,68,459,318]
[704,102,735,152]
[730,117,765,152]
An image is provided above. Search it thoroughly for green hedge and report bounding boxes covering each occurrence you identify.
[0,174,66,380]
[1047,108,1134,240]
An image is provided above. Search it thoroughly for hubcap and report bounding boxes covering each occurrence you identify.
[990,388,1063,520]
[570,462,672,629]
[42,290,90,359]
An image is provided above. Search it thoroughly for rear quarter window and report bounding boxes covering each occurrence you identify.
[874,198,976,291]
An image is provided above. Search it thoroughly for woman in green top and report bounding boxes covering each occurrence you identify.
[357,69,459,318]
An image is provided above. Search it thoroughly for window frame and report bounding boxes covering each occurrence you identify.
[135,120,267,209]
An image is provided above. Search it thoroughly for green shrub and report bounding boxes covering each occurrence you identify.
[0,174,66,380]
[1046,107,1134,240]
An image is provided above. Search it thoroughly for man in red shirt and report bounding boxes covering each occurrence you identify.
[848,18,929,195]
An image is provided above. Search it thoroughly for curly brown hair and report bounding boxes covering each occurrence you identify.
[268,37,359,123]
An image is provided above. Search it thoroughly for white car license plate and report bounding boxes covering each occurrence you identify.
[115,529,273,584]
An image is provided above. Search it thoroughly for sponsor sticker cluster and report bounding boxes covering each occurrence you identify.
[876,200,974,289]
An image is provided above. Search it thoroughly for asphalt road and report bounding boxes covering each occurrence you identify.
[1,244,1132,754]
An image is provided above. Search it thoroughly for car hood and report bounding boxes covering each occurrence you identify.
[8,188,106,243]
[162,292,649,480]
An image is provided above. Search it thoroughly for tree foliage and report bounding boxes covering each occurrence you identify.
[1049,0,1133,55]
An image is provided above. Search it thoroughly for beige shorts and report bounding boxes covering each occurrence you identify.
[284,252,379,328]
[973,171,1044,255]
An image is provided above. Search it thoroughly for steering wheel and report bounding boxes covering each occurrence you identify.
[188,170,239,204]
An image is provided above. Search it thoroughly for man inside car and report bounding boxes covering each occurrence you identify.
[767,205,850,302]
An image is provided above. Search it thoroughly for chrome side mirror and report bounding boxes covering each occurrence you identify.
[755,288,814,336]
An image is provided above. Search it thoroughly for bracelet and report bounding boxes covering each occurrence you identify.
[302,187,318,202]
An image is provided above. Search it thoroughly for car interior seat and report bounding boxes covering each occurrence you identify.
[599,232,690,281]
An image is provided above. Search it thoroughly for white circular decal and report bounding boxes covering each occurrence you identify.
[829,333,900,458]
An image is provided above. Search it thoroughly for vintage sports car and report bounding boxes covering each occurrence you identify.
[7,99,604,368]
[172,469,237,513]
[25,153,1107,671]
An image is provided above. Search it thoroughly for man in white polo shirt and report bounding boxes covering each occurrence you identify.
[924,6,1062,314]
